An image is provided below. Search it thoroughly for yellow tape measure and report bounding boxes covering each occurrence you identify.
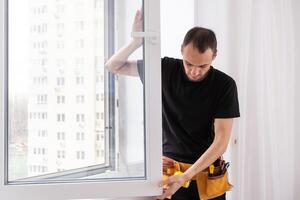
[173,171,190,188]
[209,164,215,174]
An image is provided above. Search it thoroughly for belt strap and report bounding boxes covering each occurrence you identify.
[177,162,211,200]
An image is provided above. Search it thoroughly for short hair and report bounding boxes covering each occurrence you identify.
[182,27,217,54]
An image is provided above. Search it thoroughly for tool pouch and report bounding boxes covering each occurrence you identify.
[206,170,232,198]
[195,161,233,200]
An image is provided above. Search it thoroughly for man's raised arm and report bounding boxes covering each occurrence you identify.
[105,10,143,76]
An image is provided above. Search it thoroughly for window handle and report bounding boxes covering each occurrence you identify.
[131,31,159,45]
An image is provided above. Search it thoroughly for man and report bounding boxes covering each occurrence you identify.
[105,10,240,200]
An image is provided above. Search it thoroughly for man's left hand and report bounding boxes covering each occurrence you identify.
[156,173,188,200]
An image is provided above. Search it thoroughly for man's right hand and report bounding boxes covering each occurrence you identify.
[105,9,143,76]
[162,156,176,174]
[131,9,143,48]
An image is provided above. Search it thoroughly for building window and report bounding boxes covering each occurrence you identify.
[57,114,65,122]
[38,130,47,137]
[57,150,65,159]
[76,95,84,104]
[37,94,47,104]
[56,22,65,32]
[76,151,85,160]
[76,114,85,122]
[42,112,47,119]
[57,95,65,104]
[57,132,65,140]
[76,76,84,85]
[76,132,84,141]
[57,77,65,86]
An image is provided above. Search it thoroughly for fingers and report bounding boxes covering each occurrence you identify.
[159,176,174,193]
[160,176,178,191]
[157,185,177,200]
[132,9,143,33]
[159,157,181,199]
[162,156,175,166]
[157,175,183,200]
[162,156,175,162]
[162,157,176,175]
[135,9,142,21]
[159,176,169,188]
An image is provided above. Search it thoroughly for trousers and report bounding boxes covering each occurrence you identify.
[169,180,226,200]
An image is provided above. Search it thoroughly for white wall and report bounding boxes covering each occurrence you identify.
[160,0,194,58]
[292,0,300,199]
[194,1,233,76]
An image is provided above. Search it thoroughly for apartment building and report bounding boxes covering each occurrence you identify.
[27,0,105,176]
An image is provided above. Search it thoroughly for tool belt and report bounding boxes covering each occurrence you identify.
[163,158,233,200]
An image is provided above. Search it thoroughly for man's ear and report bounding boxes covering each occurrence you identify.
[181,44,184,54]
[212,49,218,60]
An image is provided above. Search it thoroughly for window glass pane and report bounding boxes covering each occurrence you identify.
[8,0,145,184]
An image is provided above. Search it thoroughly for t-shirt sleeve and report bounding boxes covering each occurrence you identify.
[214,79,240,118]
[137,59,144,84]
[137,57,173,84]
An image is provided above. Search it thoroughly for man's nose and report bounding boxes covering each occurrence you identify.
[190,67,199,76]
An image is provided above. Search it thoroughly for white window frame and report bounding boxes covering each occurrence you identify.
[0,0,162,199]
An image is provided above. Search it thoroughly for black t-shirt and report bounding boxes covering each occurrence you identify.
[137,57,240,164]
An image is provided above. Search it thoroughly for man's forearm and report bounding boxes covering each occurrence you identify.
[105,39,141,73]
[183,138,228,180]
[183,119,233,180]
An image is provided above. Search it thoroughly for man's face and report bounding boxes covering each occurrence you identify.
[181,43,216,81]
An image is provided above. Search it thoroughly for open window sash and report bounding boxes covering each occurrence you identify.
[0,0,162,199]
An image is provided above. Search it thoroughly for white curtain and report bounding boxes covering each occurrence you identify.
[196,0,296,199]
[293,0,300,199]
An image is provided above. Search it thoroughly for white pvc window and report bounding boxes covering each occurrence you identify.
[0,0,162,199]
